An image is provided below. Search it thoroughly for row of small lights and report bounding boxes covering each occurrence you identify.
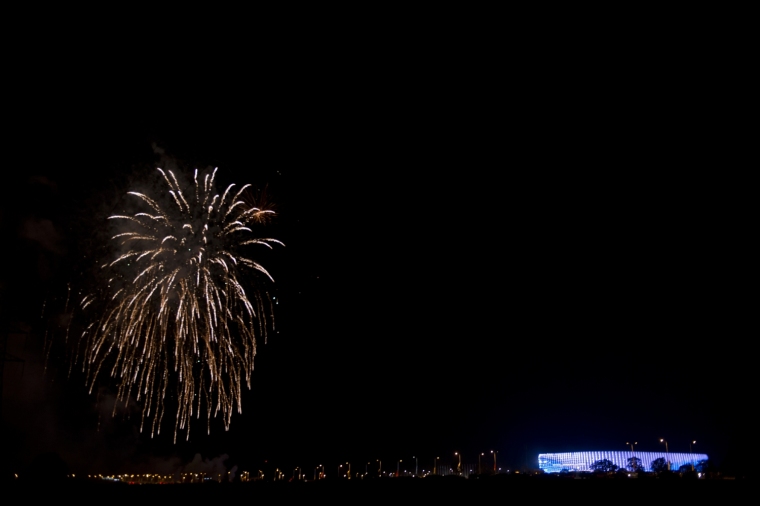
[24,468,526,482]
[54,473,235,483]
[41,451,504,483]
[283,451,502,481]
[47,443,700,481]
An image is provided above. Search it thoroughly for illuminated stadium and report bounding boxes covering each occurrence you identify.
[538,452,708,473]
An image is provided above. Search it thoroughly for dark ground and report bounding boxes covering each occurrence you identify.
[5,475,753,503]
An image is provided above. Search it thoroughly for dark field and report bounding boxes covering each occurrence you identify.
[6,475,751,502]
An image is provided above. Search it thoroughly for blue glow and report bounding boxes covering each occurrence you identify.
[538,451,708,473]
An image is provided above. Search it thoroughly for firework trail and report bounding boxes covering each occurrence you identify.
[78,168,282,441]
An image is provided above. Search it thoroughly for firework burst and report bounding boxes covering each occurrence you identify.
[79,167,282,441]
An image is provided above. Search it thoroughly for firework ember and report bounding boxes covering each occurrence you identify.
[79,167,282,441]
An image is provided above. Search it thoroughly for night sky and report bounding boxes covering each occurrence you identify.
[1,67,751,479]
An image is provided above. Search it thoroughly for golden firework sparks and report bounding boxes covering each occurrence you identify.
[80,168,283,442]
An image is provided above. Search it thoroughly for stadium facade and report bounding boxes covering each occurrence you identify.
[538,451,708,473]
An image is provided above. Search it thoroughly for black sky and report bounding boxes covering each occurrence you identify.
[1,57,752,478]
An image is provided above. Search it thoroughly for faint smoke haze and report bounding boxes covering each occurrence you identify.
[144,453,237,482]
[21,218,65,255]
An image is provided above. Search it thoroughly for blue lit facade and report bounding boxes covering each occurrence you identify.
[538,451,708,473]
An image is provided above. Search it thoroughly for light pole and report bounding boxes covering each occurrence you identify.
[434,457,439,475]
[396,459,402,477]
[626,442,638,471]
[455,452,462,475]
[347,462,351,479]
[377,460,382,476]
[478,453,484,475]
[414,456,418,477]
[690,441,697,470]
[338,464,343,479]
[491,450,498,473]
[660,439,670,470]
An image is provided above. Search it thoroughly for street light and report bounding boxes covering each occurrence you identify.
[454,452,462,475]
[396,459,402,477]
[479,453,484,475]
[377,460,382,476]
[491,450,498,473]
[626,442,638,471]
[660,439,670,470]
[690,441,697,471]
[434,457,439,475]
[413,456,418,477]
